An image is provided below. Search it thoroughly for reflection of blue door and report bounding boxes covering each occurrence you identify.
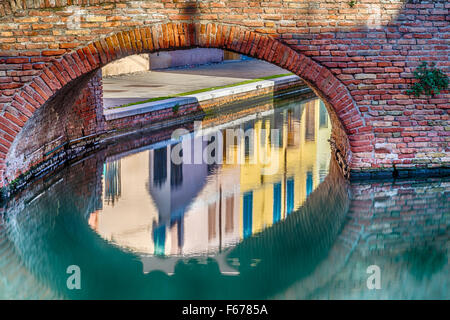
[243,192,253,239]
[286,178,294,215]
[273,183,281,223]
[153,224,166,255]
[306,171,313,197]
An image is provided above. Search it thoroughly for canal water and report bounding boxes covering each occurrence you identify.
[0,95,448,299]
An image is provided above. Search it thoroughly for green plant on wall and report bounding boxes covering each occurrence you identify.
[348,0,357,8]
[406,62,449,97]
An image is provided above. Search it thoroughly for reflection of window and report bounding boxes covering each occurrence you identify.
[170,145,183,188]
[287,109,295,146]
[222,129,228,163]
[245,135,250,157]
[207,136,217,174]
[153,224,166,256]
[305,103,315,141]
[208,203,216,240]
[319,163,327,183]
[268,114,283,147]
[287,109,294,131]
[286,178,294,215]
[104,160,121,206]
[170,217,184,249]
[171,162,183,188]
[244,122,253,159]
[225,196,234,233]
[153,147,167,187]
[243,192,253,239]
[306,171,313,197]
[319,100,328,128]
[260,122,267,148]
[273,182,282,223]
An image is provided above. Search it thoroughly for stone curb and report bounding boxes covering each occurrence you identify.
[104,75,300,121]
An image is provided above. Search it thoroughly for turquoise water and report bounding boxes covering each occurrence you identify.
[0,96,448,299]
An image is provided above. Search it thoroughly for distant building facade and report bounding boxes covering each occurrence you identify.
[102,49,246,76]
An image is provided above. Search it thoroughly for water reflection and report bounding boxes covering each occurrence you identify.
[0,95,448,300]
[103,161,121,206]
[95,99,331,258]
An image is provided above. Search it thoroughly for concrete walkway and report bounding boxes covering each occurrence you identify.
[102,59,288,109]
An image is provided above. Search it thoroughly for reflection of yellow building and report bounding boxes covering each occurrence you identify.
[236,99,331,238]
[90,98,331,256]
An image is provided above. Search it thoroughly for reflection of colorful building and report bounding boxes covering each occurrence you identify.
[236,98,331,238]
[147,138,210,255]
[145,137,242,256]
[103,160,121,206]
[91,98,331,257]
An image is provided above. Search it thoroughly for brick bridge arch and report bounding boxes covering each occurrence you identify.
[0,0,448,190]
[2,22,364,187]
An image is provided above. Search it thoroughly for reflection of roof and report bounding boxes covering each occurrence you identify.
[140,248,239,276]
[147,142,210,224]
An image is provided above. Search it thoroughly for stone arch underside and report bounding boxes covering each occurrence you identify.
[2,22,367,188]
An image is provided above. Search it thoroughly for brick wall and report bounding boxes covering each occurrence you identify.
[346,177,449,253]
[68,70,105,139]
[0,0,448,187]
[3,69,104,188]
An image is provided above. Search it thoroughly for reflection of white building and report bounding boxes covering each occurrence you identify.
[178,163,241,255]
[148,140,209,225]
[91,135,242,257]
[147,138,209,255]
[94,152,159,254]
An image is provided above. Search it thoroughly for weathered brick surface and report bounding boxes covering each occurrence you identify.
[345,178,449,252]
[0,0,448,187]
[4,69,104,185]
